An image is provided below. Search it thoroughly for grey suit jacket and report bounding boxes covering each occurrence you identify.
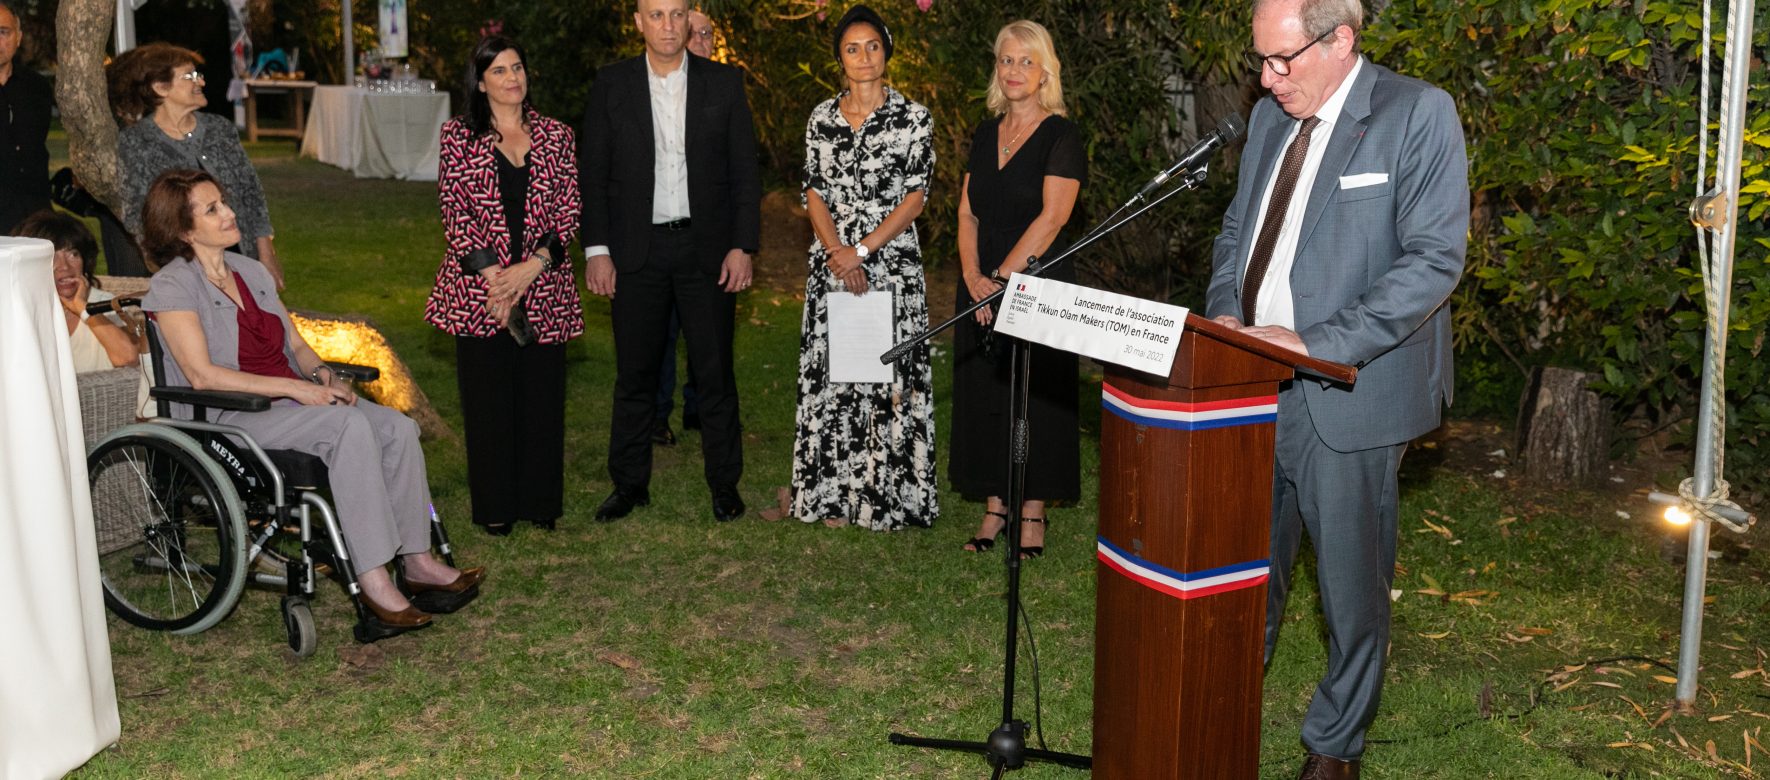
[1205,60,1468,453]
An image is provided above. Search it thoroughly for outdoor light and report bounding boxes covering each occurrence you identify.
[1664,505,1693,526]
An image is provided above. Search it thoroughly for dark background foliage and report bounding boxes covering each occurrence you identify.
[100,0,1770,494]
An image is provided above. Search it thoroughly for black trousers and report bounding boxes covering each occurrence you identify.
[608,227,742,489]
[455,332,567,526]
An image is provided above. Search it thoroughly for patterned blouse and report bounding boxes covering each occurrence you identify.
[802,86,933,261]
[425,109,583,343]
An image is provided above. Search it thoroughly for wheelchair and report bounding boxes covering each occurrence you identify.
[83,304,464,656]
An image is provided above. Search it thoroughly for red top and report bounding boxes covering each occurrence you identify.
[233,271,300,381]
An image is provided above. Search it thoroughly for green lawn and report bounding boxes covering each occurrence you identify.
[67,140,1769,779]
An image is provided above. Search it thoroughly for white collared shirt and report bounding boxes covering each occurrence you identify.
[1244,56,1364,330]
[586,54,693,261]
[648,53,691,224]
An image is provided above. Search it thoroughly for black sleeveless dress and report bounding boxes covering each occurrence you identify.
[948,114,1087,502]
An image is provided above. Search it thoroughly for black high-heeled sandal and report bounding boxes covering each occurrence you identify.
[963,510,1009,553]
[1019,517,1047,559]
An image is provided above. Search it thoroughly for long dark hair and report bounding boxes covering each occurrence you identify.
[140,169,226,268]
[464,36,531,140]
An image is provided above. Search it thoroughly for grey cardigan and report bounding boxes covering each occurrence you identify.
[118,112,274,259]
[140,251,299,420]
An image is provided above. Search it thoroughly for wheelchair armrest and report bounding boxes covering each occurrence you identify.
[149,386,273,412]
[326,362,380,382]
[86,297,142,316]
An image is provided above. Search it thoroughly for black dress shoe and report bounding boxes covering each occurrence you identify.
[651,419,677,446]
[711,484,745,522]
[595,486,650,522]
[1298,753,1361,780]
[479,523,513,537]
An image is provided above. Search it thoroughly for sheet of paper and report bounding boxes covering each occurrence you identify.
[827,286,896,384]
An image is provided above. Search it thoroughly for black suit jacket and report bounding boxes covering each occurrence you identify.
[578,54,761,273]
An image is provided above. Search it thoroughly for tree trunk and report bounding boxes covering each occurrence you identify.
[56,0,122,216]
[1516,366,1610,486]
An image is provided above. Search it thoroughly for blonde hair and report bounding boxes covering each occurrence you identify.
[985,20,1066,117]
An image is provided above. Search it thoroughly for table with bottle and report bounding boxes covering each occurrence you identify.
[301,68,449,181]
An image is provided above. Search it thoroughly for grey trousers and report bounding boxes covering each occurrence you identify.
[216,399,433,575]
[1264,383,1407,760]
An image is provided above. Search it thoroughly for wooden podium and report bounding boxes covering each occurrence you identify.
[1092,314,1355,778]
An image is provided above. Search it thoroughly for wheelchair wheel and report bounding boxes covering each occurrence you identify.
[281,596,317,657]
[88,424,247,635]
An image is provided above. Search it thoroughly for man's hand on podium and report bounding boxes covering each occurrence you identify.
[1239,325,1309,356]
[1211,314,1244,330]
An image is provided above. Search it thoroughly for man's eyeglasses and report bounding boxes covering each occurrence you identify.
[179,70,206,82]
[691,28,714,40]
[1246,29,1336,77]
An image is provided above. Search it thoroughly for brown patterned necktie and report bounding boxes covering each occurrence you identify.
[1241,115,1322,323]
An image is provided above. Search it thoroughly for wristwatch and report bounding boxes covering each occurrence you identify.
[854,242,870,259]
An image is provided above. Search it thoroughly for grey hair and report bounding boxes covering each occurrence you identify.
[1255,0,1365,40]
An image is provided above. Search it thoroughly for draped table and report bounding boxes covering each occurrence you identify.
[0,238,120,779]
[301,85,449,181]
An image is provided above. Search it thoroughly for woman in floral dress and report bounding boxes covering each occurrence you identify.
[790,5,938,530]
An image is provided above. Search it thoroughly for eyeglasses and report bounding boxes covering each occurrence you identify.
[179,70,206,82]
[691,28,714,39]
[1246,29,1335,77]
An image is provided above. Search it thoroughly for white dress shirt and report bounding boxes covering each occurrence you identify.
[1244,56,1364,330]
[587,54,693,260]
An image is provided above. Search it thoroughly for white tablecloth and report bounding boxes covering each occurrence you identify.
[0,238,120,779]
[301,85,449,181]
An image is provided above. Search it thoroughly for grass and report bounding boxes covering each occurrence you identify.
[63,138,1770,779]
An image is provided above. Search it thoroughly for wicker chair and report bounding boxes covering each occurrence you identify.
[75,367,143,451]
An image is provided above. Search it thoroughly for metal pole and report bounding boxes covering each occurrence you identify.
[342,0,354,85]
[1673,0,1753,709]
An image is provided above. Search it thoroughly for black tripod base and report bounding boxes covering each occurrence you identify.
[890,720,1092,773]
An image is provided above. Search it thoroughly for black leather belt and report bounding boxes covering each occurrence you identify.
[653,218,693,231]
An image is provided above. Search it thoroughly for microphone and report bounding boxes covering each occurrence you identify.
[1133,114,1247,201]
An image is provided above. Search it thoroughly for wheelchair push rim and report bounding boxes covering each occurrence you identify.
[88,423,248,634]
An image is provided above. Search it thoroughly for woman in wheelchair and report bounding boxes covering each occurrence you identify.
[138,168,484,637]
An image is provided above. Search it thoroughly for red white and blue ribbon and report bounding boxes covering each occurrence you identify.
[1101,382,1277,431]
[1097,536,1270,600]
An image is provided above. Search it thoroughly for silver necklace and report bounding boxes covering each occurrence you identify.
[999,114,1042,157]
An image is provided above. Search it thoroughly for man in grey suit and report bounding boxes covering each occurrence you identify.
[1204,0,1467,777]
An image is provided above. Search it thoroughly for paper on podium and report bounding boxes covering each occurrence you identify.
[827,283,895,384]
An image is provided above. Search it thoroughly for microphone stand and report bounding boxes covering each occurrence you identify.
[884,161,1214,777]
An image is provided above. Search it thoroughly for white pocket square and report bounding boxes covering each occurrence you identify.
[1340,172,1389,189]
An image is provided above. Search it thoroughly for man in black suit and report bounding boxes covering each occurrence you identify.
[0,2,52,235]
[579,0,760,522]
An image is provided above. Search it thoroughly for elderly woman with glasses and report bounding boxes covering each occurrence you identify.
[109,43,285,288]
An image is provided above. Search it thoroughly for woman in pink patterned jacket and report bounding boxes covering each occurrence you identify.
[425,36,582,536]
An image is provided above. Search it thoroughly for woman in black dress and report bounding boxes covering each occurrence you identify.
[951,20,1086,558]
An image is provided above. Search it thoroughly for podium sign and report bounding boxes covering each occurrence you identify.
[1092,315,1354,779]
[995,273,1187,377]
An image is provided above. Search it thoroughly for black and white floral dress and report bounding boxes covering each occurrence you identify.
[791,87,938,530]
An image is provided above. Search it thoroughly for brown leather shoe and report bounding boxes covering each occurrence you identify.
[1298,753,1360,780]
[406,566,486,595]
[362,594,432,629]
[404,567,485,614]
